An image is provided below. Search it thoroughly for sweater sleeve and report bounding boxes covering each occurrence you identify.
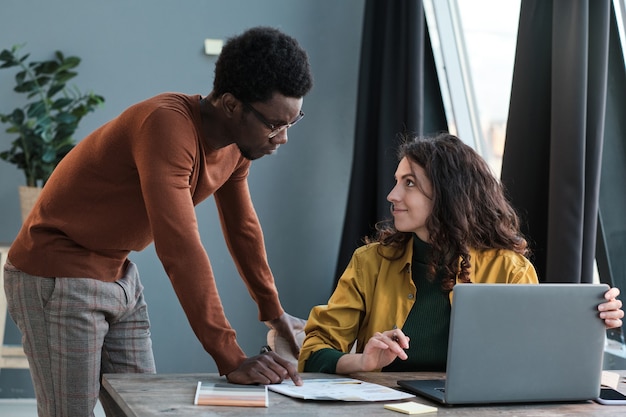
[132,107,246,375]
[213,170,283,322]
[303,348,345,373]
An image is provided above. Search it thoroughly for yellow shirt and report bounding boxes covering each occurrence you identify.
[298,237,538,372]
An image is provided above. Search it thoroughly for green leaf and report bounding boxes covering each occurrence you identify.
[60,56,80,70]
[33,118,51,134]
[55,112,78,125]
[14,80,38,94]
[39,128,53,143]
[47,83,65,98]
[35,60,59,75]
[34,75,52,87]
[10,109,25,125]
[42,147,57,163]
[55,70,77,84]
[0,48,25,67]
[26,101,47,119]
[52,97,73,109]
[15,70,27,83]
[0,49,15,62]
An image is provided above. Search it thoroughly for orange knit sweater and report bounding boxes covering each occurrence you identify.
[9,93,284,375]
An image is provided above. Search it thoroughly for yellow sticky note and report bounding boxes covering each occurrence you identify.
[384,401,438,415]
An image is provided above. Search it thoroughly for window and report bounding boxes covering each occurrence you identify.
[424,0,520,176]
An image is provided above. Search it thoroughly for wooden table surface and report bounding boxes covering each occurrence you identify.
[102,370,626,416]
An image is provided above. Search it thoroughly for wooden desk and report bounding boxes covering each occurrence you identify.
[102,371,626,416]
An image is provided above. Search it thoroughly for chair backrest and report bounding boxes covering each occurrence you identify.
[0,244,30,369]
[266,327,305,367]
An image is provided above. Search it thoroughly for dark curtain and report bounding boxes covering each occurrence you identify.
[501,0,611,283]
[333,0,448,288]
[596,4,626,342]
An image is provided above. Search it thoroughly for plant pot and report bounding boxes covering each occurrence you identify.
[18,185,42,223]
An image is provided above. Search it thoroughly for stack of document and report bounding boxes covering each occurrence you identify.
[194,382,268,407]
[268,377,415,402]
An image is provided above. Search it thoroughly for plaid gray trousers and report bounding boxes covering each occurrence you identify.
[4,261,156,417]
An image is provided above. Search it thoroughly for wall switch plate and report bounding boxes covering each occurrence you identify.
[204,39,223,56]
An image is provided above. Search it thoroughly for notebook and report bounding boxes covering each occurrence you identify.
[398,283,608,405]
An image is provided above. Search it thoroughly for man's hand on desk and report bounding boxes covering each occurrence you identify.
[226,351,303,386]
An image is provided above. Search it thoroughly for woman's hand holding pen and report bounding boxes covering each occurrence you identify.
[336,328,410,373]
[361,329,410,371]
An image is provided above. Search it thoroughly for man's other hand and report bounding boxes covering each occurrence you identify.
[226,351,303,386]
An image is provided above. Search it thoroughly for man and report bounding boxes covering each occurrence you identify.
[4,26,313,416]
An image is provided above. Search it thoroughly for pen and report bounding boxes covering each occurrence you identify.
[392,325,399,343]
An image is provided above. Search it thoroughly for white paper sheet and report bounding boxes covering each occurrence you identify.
[268,377,415,402]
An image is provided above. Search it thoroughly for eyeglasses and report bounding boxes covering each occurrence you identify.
[242,101,305,139]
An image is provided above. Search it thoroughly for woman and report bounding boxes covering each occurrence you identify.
[299,133,623,374]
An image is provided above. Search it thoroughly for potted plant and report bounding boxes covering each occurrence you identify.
[0,44,104,221]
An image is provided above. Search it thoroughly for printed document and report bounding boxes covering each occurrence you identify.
[268,377,415,402]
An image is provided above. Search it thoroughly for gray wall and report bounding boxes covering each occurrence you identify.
[0,0,364,397]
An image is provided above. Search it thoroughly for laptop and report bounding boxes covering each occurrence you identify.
[398,283,608,405]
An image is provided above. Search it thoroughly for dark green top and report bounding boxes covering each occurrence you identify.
[305,236,451,373]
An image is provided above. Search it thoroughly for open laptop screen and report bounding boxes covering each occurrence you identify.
[399,283,607,405]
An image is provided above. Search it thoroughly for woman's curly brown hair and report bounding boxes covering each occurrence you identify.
[366,132,530,291]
